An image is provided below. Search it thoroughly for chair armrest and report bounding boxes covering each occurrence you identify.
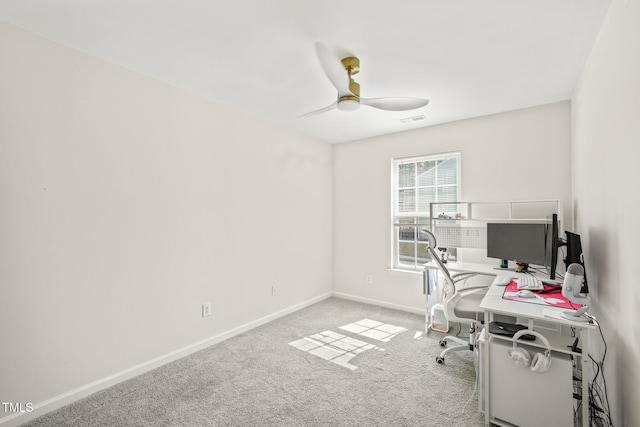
[452,271,496,280]
[451,272,479,280]
[457,283,491,291]
[453,272,496,290]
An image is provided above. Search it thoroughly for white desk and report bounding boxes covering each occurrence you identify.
[479,279,596,427]
[423,261,595,426]
[422,260,546,331]
[422,260,545,323]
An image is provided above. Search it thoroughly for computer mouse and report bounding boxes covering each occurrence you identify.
[517,290,536,298]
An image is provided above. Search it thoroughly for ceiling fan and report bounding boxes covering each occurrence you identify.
[301,42,429,117]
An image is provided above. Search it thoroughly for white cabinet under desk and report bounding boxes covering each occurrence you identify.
[479,278,596,427]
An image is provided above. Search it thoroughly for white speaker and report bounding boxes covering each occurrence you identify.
[561,263,590,321]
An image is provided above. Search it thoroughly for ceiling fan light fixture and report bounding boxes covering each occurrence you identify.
[337,96,360,111]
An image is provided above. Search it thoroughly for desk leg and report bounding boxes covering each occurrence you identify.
[425,293,431,334]
[423,268,437,333]
[483,310,492,426]
[581,328,589,426]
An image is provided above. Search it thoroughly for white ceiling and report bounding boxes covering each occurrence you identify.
[0,0,611,144]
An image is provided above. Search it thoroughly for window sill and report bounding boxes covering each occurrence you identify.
[387,268,422,278]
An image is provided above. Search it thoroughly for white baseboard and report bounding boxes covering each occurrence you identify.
[0,292,332,427]
[331,291,425,315]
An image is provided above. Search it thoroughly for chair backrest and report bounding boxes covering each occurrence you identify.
[424,229,456,299]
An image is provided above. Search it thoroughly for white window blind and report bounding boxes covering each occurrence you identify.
[392,152,461,269]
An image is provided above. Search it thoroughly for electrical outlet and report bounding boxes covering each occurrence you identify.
[202,302,212,318]
[271,286,277,296]
[366,275,373,284]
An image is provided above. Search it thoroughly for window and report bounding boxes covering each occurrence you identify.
[392,152,461,269]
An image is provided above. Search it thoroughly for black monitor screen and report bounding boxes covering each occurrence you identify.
[564,231,584,267]
[487,223,547,266]
[546,214,559,279]
[565,231,588,293]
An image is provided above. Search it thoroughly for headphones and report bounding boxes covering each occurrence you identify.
[507,329,552,374]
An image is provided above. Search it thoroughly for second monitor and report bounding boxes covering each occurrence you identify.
[487,222,547,266]
[486,220,558,279]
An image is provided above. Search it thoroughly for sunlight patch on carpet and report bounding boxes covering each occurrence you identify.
[289,331,378,370]
[288,319,406,370]
[339,319,407,342]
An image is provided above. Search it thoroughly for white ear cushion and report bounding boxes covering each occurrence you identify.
[508,347,531,367]
[510,329,553,373]
[530,352,551,373]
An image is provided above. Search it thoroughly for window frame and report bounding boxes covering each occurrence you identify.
[391,152,461,271]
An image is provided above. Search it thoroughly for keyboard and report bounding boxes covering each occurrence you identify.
[516,276,544,291]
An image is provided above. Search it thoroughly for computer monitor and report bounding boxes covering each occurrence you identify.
[545,214,560,280]
[564,231,589,294]
[487,222,547,267]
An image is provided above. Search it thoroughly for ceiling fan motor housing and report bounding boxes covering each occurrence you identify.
[338,56,361,111]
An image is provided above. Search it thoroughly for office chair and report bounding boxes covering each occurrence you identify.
[424,230,495,364]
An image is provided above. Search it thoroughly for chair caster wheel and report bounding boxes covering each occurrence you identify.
[439,340,447,347]
[436,356,445,364]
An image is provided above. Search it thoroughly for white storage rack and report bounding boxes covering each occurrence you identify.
[429,200,563,256]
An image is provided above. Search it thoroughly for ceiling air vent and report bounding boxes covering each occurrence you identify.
[400,115,426,123]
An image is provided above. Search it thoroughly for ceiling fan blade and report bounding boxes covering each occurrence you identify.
[299,101,338,118]
[314,42,351,95]
[360,97,429,111]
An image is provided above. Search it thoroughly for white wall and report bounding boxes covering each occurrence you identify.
[0,23,332,423]
[572,0,640,425]
[7,7,633,423]
[332,102,572,311]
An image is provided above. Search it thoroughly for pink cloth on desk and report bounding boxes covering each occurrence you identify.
[502,280,582,310]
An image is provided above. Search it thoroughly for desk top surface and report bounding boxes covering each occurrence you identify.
[423,260,595,328]
[481,280,596,328]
